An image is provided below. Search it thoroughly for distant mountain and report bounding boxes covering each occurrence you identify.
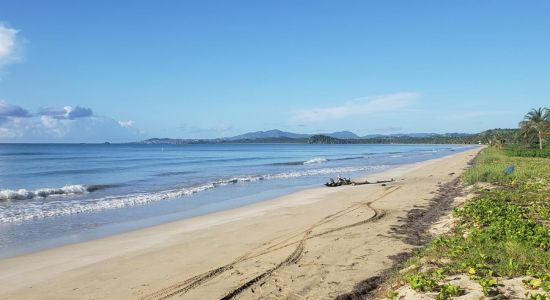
[323,131,360,139]
[362,133,437,138]
[394,133,438,138]
[224,129,310,141]
[223,137,308,143]
[135,129,497,145]
[225,129,363,140]
[139,138,205,144]
[306,129,519,145]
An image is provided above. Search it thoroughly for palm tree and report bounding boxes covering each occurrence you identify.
[519,107,550,150]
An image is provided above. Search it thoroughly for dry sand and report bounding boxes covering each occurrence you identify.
[0,148,480,300]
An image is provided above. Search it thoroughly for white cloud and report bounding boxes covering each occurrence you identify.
[39,106,93,119]
[290,92,420,123]
[118,120,135,128]
[0,23,20,68]
[40,115,57,128]
[0,100,30,123]
[0,101,142,142]
[38,116,68,136]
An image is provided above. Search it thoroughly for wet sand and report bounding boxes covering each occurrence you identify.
[0,148,480,300]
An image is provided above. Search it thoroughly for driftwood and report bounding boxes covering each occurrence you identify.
[324,178,394,187]
[324,178,352,187]
[351,178,394,185]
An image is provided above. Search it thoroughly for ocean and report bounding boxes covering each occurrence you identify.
[0,143,475,258]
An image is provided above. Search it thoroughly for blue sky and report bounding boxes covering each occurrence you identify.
[0,1,549,142]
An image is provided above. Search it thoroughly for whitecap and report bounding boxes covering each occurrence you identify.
[303,158,328,164]
[0,165,387,223]
[0,185,89,201]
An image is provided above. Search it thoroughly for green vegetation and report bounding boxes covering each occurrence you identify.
[437,283,462,299]
[526,292,550,300]
[476,276,498,296]
[307,129,519,145]
[385,146,550,298]
[385,291,399,300]
[519,107,550,150]
[462,147,513,184]
[306,126,544,146]
[141,107,549,146]
[140,128,523,145]
[404,272,463,299]
[505,144,550,158]
[307,134,347,144]
[407,273,439,292]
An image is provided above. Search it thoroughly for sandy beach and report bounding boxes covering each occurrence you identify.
[0,148,480,300]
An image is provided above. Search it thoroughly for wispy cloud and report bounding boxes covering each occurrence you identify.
[178,123,235,138]
[445,110,511,120]
[375,126,403,132]
[290,92,420,123]
[0,23,21,68]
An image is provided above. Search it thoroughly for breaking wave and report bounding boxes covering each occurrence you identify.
[0,184,116,201]
[303,158,328,164]
[0,165,386,223]
[273,156,365,166]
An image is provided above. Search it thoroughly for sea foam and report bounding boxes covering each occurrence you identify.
[0,165,386,223]
[0,185,89,201]
[303,158,328,164]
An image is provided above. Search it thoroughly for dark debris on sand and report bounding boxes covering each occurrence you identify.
[335,173,471,300]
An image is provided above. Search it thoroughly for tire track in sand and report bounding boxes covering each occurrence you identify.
[219,230,311,300]
[219,188,395,300]
[138,185,399,300]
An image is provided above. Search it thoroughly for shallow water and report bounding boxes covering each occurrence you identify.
[0,143,476,258]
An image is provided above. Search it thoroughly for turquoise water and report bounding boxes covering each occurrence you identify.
[0,143,475,257]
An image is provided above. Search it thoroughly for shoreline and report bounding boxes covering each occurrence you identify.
[0,147,464,259]
[0,159,416,259]
[0,148,480,299]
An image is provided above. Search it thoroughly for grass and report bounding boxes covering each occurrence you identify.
[505,144,550,158]
[464,146,550,184]
[385,146,550,299]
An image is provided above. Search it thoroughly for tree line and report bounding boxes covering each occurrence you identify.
[308,107,549,148]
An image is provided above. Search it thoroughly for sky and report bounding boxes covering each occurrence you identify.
[0,0,549,142]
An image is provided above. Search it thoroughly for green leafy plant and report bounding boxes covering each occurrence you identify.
[386,291,399,300]
[436,283,461,300]
[524,278,543,290]
[476,276,498,296]
[407,274,438,292]
[432,268,446,280]
[525,292,550,300]
[386,146,550,300]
